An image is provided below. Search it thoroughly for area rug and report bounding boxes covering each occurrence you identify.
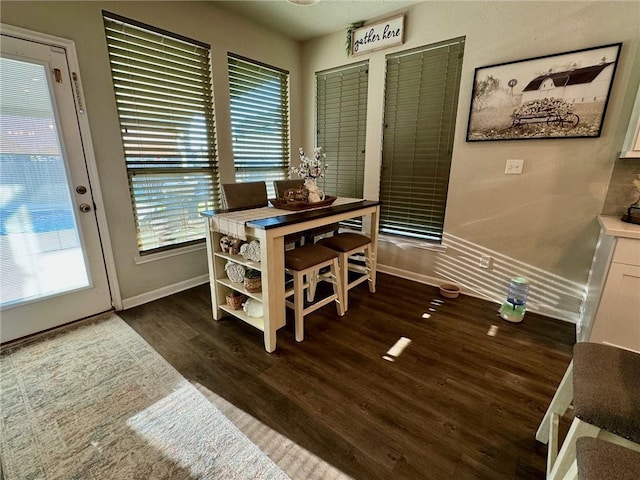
[0,314,289,480]
[195,385,352,480]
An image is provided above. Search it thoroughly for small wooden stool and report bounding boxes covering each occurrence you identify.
[317,232,375,311]
[284,244,345,342]
[536,342,640,479]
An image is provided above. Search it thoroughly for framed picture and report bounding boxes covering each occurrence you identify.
[466,43,622,142]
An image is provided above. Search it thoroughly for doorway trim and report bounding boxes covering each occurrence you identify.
[1,23,122,310]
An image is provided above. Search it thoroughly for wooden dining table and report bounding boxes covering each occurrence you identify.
[202,198,380,352]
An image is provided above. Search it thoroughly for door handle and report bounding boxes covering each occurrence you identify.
[79,203,92,213]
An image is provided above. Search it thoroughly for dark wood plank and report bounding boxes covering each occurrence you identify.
[119,273,575,479]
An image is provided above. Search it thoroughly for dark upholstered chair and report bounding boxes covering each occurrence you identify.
[273,179,304,198]
[536,342,640,479]
[575,437,640,479]
[221,181,301,246]
[273,179,339,244]
[221,181,268,211]
[284,244,344,342]
[317,232,375,311]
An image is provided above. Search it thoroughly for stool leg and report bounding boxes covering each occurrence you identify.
[294,270,305,342]
[307,271,318,302]
[537,361,574,443]
[560,460,578,480]
[330,258,345,317]
[549,418,600,480]
[339,252,350,312]
[365,244,376,293]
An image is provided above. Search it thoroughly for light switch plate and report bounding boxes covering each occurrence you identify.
[505,159,524,174]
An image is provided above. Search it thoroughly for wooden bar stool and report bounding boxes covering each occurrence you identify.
[284,244,345,342]
[317,232,375,311]
[536,342,640,479]
[570,437,640,480]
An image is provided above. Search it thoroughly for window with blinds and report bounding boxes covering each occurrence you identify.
[228,54,289,197]
[381,37,465,242]
[103,12,217,254]
[316,62,368,204]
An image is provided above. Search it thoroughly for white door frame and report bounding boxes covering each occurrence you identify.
[1,23,122,311]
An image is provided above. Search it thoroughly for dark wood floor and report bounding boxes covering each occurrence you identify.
[119,273,575,480]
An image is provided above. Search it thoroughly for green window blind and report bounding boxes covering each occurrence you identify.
[381,37,465,242]
[228,54,289,197]
[103,12,218,254]
[316,62,368,200]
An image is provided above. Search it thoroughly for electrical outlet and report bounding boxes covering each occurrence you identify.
[505,159,524,174]
[480,255,492,268]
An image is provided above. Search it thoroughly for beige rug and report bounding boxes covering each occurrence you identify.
[0,314,289,479]
[196,386,352,480]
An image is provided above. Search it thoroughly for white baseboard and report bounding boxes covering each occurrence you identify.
[120,274,209,310]
[120,265,578,325]
[377,263,578,324]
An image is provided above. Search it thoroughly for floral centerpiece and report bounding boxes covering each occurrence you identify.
[291,147,328,203]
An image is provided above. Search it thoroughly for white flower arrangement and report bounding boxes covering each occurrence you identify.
[291,147,328,181]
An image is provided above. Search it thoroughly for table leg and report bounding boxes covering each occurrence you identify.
[204,219,222,321]
[260,232,285,353]
[369,206,380,292]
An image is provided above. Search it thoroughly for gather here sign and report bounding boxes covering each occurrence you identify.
[351,15,405,56]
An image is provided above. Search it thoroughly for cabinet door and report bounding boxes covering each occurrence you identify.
[590,262,640,352]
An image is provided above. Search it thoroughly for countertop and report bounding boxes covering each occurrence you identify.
[598,215,640,240]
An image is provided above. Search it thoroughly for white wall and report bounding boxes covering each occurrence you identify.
[1,1,303,306]
[301,1,640,321]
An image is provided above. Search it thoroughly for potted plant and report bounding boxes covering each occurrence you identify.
[243,268,262,293]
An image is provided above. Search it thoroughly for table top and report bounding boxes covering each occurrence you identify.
[201,199,380,230]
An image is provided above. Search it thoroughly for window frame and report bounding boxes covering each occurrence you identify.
[103,11,218,255]
[315,61,369,229]
[227,53,290,198]
[380,37,465,243]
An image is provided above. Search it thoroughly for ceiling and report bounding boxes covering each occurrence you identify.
[214,0,423,41]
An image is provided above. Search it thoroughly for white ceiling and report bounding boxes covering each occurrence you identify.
[214,0,423,41]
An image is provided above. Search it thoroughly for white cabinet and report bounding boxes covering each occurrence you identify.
[621,85,640,158]
[586,218,640,352]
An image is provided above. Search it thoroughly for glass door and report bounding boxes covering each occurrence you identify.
[1,31,112,342]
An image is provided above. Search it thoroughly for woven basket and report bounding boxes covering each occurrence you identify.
[244,276,262,293]
[226,292,246,310]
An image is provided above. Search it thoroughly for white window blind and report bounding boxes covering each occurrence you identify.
[103,12,218,254]
[228,54,289,197]
[316,62,368,201]
[381,37,465,242]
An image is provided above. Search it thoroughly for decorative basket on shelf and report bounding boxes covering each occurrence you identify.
[226,291,247,310]
[244,268,262,293]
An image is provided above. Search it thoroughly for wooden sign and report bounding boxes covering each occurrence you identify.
[351,15,404,56]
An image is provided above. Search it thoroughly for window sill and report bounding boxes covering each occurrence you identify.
[134,242,206,265]
[378,234,447,253]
